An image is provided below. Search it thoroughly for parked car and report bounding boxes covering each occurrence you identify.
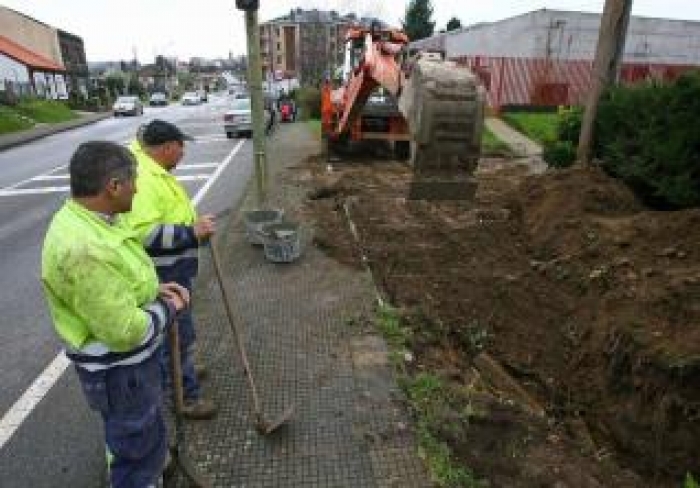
[181,91,201,105]
[149,92,168,106]
[223,97,272,138]
[112,95,143,116]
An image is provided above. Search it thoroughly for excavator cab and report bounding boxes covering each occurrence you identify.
[324,26,411,160]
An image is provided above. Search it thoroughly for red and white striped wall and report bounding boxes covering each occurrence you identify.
[452,55,696,110]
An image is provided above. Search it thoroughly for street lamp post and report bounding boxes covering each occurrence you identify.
[236,0,267,207]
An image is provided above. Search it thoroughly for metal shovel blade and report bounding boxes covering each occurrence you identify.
[255,404,295,435]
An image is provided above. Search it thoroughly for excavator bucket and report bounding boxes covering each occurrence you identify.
[399,56,485,200]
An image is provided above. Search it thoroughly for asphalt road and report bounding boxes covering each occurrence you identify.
[0,93,255,487]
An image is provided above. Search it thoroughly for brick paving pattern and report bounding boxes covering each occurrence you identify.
[176,124,433,487]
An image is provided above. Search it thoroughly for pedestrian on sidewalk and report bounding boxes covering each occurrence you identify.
[41,141,190,488]
[119,119,218,420]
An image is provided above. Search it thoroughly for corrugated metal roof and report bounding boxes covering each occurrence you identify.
[0,35,64,71]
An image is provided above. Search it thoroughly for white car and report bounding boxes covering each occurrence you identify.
[224,98,252,138]
[181,91,201,105]
[223,98,273,138]
[112,95,143,116]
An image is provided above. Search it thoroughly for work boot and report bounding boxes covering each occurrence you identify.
[182,397,217,420]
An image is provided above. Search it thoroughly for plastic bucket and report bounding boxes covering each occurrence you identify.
[260,222,302,263]
[243,209,284,245]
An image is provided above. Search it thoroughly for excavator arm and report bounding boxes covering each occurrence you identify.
[322,25,485,200]
[333,32,403,136]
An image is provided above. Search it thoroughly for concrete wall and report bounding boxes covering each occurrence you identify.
[0,6,63,66]
[446,13,545,58]
[419,9,700,66]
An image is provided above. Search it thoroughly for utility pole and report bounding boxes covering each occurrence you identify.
[236,0,267,206]
[577,0,633,165]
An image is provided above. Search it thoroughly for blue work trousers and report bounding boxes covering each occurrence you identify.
[159,277,201,401]
[75,352,167,488]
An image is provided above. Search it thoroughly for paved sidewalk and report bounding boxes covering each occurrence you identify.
[485,117,547,174]
[0,111,111,151]
[182,124,433,487]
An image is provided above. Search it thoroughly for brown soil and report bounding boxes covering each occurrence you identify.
[292,151,700,487]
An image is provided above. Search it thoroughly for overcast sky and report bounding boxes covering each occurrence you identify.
[2,0,700,62]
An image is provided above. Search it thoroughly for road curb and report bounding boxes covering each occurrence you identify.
[0,112,112,152]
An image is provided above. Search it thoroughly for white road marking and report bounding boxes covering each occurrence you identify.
[3,164,67,191]
[176,162,219,170]
[31,163,218,181]
[0,186,70,196]
[0,354,70,449]
[192,135,232,144]
[193,139,244,205]
[33,175,69,181]
[173,174,209,182]
[0,139,246,451]
[1,172,220,196]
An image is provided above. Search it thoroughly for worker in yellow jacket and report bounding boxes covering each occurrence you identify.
[41,141,190,488]
[120,120,217,419]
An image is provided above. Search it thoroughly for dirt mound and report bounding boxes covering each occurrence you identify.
[298,156,699,487]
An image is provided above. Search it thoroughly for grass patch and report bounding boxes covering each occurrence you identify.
[403,373,485,487]
[376,304,412,351]
[373,305,484,487]
[481,127,514,157]
[0,105,35,134]
[501,112,557,144]
[15,99,77,123]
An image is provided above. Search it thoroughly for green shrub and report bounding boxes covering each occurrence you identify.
[295,86,321,120]
[543,140,577,168]
[685,473,699,488]
[556,105,583,143]
[595,71,700,208]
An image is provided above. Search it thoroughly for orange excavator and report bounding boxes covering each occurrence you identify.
[321,23,485,199]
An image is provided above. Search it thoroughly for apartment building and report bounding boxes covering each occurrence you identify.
[259,8,377,85]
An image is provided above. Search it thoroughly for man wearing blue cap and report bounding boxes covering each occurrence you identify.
[120,119,217,420]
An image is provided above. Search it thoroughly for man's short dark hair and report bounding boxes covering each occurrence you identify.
[69,141,136,197]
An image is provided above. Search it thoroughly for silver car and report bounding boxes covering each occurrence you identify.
[181,91,201,105]
[224,98,274,138]
[112,95,143,116]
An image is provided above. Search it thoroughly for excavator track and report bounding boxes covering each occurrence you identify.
[399,58,485,200]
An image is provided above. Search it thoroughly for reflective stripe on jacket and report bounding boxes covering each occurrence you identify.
[119,141,199,281]
[41,200,174,369]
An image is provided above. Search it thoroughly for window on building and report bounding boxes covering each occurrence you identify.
[277,42,281,51]
[277,55,282,64]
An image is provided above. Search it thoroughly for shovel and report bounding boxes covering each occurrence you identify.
[164,320,211,488]
[208,240,294,435]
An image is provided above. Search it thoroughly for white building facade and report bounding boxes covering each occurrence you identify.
[412,9,700,108]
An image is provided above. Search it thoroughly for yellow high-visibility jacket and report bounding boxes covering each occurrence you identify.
[119,142,199,282]
[42,200,173,370]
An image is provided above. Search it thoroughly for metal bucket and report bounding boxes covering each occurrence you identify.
[260,222,302,263]
[243,209,284,245]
